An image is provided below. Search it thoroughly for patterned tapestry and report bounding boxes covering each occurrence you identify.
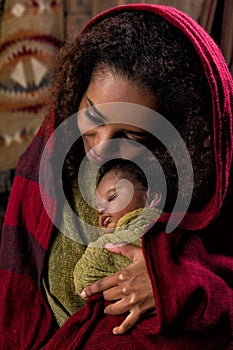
[0,0,64,172]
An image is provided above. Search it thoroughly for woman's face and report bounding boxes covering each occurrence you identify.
[78,70,157,164]
[96,171,148,231]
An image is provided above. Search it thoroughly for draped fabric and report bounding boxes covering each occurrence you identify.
[0,4,232,349]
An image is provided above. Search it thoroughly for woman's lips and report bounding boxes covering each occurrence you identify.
[89,148,106,163]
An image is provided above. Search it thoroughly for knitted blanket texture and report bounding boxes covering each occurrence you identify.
[0,4,233,350]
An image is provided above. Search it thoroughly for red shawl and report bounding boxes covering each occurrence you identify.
[1,4,233,350]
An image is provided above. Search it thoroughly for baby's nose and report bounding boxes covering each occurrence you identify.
[97,207,105,215]
[97,203,106,215]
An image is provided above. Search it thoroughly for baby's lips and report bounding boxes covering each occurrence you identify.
[102,215,111,227]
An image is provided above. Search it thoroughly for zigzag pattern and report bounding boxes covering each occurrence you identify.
[0,127,37,148]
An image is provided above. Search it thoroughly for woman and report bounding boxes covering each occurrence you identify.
[0,4,232,349]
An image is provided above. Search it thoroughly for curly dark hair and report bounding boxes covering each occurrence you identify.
[97,158,149,189]
[50,10,215,212]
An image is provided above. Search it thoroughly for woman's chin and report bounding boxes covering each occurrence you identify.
[86,149,106,165]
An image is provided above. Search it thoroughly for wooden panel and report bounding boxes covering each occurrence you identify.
[66,14,91,40]
[220,0,233,67]
[66,0,92,15]
[92,0,118,16]
[199,0,218,33]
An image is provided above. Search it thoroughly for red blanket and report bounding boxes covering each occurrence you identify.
[1,4,233,350]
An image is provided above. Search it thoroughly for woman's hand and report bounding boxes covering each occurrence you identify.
[80,243,155,334]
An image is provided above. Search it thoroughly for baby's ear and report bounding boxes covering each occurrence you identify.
[146,190,162,208]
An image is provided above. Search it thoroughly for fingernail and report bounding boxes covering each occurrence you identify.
[105,242,115,248]
[105,242,126,248]
[113,328,118,335]
[80,290,87,298]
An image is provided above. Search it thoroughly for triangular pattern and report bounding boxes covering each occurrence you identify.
[31,57,48,86]
[10,61,27,88]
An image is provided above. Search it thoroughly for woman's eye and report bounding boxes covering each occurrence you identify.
[123,132,151,145]
[84,110,104,126]
[122,135,145,147]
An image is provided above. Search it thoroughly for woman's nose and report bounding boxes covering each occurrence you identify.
[93,126,120,158]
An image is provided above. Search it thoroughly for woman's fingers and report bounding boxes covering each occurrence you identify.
[112,312,140,335]
[105,242,142,262]
[80,273,118,298]
[112,309,156,335]
[104,299,155,334]
[103,286,122,301]
[104,298,130,316]
[104,287,155,317]
[80,243,138,298]
[81,270,130,299]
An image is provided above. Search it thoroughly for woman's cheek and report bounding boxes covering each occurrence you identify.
[119,142,147,160]
[77,117,89,135]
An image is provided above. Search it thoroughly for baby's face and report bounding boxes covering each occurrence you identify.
[96,171,148,232]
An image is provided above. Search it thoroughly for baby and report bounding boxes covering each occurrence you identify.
[74,159,162,295]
